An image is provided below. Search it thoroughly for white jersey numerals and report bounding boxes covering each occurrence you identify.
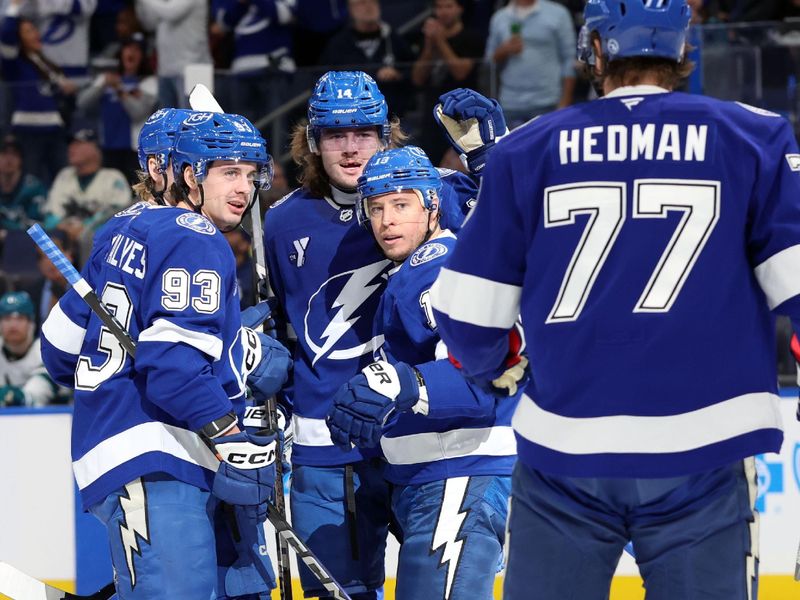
[419,289,437,330]
[75,283,133,390]
[544,179,720,323]
[161,268,221,314]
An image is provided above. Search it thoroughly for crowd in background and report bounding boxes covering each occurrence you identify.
[1,0,800,406]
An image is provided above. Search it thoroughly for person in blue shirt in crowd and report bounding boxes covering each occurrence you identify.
[430,0,800,598]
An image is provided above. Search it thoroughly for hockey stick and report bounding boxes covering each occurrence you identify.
[795,537,799,581]
[0,562,115,600]
[188,83,294,600]
[27,225,351,600]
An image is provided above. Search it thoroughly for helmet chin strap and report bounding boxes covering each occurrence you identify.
[153,172,169,206]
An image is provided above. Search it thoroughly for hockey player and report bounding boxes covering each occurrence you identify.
[40,111,291,599]
[429,0,800,598]
[326,146,518,600]
[263,70,497,599]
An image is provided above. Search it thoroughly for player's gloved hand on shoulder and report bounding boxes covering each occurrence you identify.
[450,325,529,397]
[203,421,277,522]
[326,360,425,450]
[0,385,25,406]
[434,88,509,174]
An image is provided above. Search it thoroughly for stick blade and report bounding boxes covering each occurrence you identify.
[188,84,223,113]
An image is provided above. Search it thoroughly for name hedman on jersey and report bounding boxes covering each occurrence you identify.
[559,123,708,164]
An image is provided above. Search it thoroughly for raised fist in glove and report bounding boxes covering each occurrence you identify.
[207,429,278,522]
[434,88,508,174]
[326,360,424,450]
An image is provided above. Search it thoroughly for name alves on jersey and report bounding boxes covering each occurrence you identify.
[304,259,390,366]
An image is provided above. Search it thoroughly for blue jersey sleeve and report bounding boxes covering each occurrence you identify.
[133,217,240,431]
[438,169,479,233]
[746,116,800,333]
[430,142,526,379]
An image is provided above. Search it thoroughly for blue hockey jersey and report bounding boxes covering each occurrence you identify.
[431,85,800,479]
[41,205,248,509]
[264,170,477,466]
[376,232,517,485]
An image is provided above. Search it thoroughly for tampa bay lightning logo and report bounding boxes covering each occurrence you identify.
[794,443,800,492]
[410,242,448,267]
[304,260,391,366]
[176,212,216,235]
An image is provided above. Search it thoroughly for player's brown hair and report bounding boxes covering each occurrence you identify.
[289,117,409,199]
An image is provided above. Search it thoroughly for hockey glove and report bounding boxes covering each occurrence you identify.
[326,360,424,450]
[240,299,277,333]
[243,402,293,481]
[207,429,278,522]
[0,385,24,406]
[242,329,292,402]
[222,504,277,597]
[434,88,509,174]
[450,325,529,397]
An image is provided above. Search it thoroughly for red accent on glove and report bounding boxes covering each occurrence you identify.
[791,334,800,363]
[505,327,524,368]
[448,352,463,370]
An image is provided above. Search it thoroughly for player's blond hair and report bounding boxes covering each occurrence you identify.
[289,118,409,199]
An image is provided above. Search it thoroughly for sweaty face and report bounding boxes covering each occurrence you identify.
[367,190,436,262]
[319,127,381,191]
[198,160,259,231]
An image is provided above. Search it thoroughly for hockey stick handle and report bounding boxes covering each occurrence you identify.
[27,224,137,357]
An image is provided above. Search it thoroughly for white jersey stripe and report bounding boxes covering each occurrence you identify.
[754,243,800,309]
[512,392,782,455]
[431,268,521,329]
[139,318,223,360]
[72,421,218,489]
[381,426,517,465]
[293,415,335,447]
[42,302,87,355]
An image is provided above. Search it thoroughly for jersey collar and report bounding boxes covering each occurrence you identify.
[328,185,358,206]
[604,85,670,98]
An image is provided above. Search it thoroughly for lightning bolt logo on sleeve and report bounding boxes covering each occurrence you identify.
[304,260,390,365]
[118,478,151,589]
[430,476,471,600]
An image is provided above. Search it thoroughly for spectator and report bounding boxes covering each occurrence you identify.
[135,0,212,108]
[486,0,576,128]
[290,0,348,67]
[28,231,74,327]
[411,0,485,163]
[43,128,132,262]
[0,291,60,407]
[91,7,145,71]
[30,0,96,88]
[0,0,75,185]
[320,0,417,118]
[213,0,295,126]
[0,135,47,232]
[77,34,157,183]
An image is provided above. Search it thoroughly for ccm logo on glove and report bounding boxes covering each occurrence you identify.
[215,438,277,469]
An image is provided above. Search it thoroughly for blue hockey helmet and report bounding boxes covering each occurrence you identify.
[578,0,691,64]
[137,108,193,173]
[171,112,273,190]
[0,291,34,320]
[306,71,390,153]
[356,146,442,227]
